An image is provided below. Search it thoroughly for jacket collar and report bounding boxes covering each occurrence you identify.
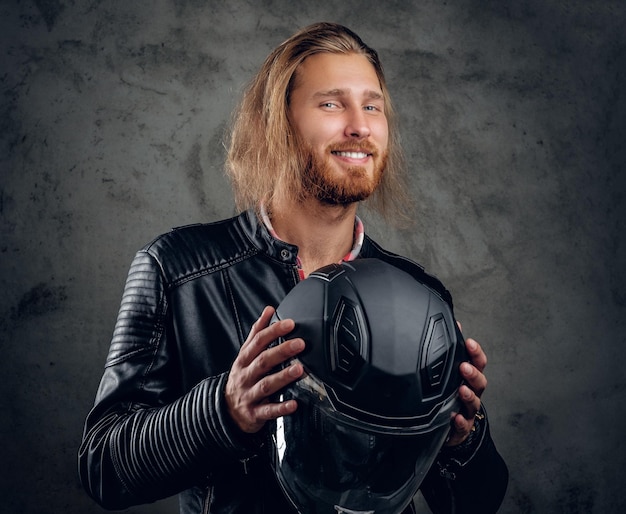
[239,209,300,264]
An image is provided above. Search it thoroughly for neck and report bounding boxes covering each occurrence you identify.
[269,198,358,277]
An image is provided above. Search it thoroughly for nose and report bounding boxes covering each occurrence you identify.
[344,108,371,139]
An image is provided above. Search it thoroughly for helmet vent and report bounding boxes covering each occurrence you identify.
[421,313,452,397]
[331,297,368,381]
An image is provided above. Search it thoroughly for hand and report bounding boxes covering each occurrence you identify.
[445,327,488,447]
[225,306,305,434]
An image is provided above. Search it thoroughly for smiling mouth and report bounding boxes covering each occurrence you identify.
[331,150,370,159]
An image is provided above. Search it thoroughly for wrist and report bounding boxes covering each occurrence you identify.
[440,406,487,463]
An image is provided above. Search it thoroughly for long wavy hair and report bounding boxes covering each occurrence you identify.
[225,22,410,223]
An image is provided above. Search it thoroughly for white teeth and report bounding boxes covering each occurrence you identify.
[333,151,368,159]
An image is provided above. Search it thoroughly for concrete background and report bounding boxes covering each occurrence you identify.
[1,0,624,512]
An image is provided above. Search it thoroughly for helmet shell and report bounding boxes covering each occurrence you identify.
[270,258,467,513]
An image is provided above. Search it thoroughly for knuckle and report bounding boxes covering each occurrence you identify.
[255,350,270,371]
[249,331,263,348]
[258,377,272,395]
[250,410,262,425]
[261,404,275,421]
[277,344,292,360]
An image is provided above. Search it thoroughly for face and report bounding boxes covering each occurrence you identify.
[289,52,389,205]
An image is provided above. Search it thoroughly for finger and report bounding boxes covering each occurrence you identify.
[233,337,305,408]
[445,412,474,446]
[465,338,487,371]
[460,362,487,398]
[253,338,305,381]
[445,387,481,447]
[238,315,295,367]
[237,306,274,359]
[459,384,482,414]
[245,306,275,340]
[235,362,304,432]
[255,359,305,402]
[255,397,300,424]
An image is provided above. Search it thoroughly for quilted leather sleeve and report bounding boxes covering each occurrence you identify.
[78,250,258,510]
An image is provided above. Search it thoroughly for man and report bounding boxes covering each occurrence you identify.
[79,22,508,513]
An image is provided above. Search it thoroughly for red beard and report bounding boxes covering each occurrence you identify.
[301,141,388,205]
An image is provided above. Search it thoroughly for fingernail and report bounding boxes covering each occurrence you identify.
[290,339,304,351]
[289,364,301,377]
[467,339,477,351]
[462,362,473,375]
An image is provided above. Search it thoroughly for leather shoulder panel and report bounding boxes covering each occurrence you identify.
[142,215,259,288]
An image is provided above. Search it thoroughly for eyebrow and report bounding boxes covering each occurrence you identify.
[313,88,384,101]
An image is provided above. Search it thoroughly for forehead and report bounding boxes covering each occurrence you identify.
[291,52,383,97]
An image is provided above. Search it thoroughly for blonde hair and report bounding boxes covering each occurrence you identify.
[225,22,410,222]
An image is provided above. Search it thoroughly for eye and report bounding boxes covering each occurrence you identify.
[321,102,339,109]
[364,104,383,113]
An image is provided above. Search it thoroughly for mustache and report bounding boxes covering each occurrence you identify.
[327,141,379,155]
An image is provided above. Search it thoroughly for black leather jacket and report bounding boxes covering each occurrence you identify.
[78,210,508,513]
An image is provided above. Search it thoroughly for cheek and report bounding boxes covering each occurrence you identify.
[375,120,389,147]
[308,114,346,139]
[294,120,324,146]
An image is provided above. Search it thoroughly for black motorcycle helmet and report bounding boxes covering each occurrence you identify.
[270,258,468,514]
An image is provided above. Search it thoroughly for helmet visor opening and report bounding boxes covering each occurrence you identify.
[272,384,451,513]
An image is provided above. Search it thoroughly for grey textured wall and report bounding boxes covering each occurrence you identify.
[1,1,625,513]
